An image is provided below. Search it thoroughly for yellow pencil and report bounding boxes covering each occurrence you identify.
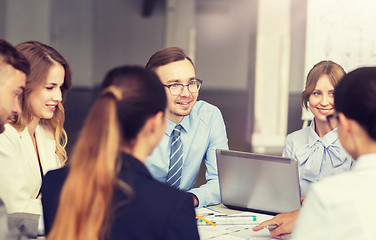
[196,214,217,227]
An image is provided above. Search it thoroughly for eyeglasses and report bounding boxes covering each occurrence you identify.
[326,112,339,129]
[163,79,203,96]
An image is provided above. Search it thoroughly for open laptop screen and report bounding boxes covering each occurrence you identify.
[216,149,301,215]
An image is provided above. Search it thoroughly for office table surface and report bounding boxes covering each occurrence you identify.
[196,204,289,240]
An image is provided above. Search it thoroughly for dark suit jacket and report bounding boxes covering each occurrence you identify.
[41,152,200,240]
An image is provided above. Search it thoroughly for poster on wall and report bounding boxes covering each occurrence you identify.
[302,0,376,121]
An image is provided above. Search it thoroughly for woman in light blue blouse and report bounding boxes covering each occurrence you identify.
[283,61,353,196]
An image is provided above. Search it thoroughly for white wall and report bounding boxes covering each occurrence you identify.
[50,0,94,87]
[251,0,291,153]
[289,0,307,94]
[0,0,6,37]
[93,0,165,86]
[164,0,196,57]
[1,0,302,152]
[2,0,167,87]
[4,0,51,44]
[3,0,95,87]
[2,0,259,90]
[195,0,256,90]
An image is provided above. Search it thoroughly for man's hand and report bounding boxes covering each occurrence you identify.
[252,210,299,239]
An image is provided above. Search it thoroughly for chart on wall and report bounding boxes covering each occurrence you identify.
[302,0,376,121]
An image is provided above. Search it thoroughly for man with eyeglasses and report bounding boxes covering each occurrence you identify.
[145,47,229,208]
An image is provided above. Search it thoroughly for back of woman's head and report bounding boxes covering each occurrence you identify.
[71,65,166,176]
[48,66,166,240]
[101,65,167,142]
[301,60,345,109]
[335,67,376,140]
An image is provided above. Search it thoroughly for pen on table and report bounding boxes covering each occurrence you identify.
[196,214,217,227]
[265,224,278,230]
[204,207,222,214]
[202,213,228,217]
[208,215,257,225]
[212,214,228,217]
[214,215,255,218]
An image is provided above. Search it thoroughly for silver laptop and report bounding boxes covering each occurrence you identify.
[216,149,301,215]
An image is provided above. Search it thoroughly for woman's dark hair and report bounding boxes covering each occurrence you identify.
[106,66,167,141]
[335,67,376,140]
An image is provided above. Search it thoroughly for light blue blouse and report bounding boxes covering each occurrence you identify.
[283,120,353,196]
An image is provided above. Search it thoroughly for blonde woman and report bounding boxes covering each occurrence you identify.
[0,41,71,235]
[42,66,199,240]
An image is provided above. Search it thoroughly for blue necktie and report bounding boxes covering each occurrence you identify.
[166,124,183,188]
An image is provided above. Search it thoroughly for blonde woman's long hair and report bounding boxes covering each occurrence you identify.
[47,66,167,240]
[14,41,72,164]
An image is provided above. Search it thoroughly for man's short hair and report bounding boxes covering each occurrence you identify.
[0,39,30,76]
[145,47,194,70]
